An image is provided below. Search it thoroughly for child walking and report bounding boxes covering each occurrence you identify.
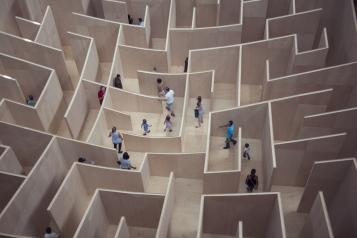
[164,115,173,132]
[243,143,251,160]
[141,119,151,135]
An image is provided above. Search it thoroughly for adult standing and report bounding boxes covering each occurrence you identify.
[108,127,123,153]
[245,169,258,192]
[159,87,175,117]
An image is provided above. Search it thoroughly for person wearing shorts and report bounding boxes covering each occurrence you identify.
[159,87,175,117]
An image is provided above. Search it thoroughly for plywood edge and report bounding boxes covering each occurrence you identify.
[155,172,176,238]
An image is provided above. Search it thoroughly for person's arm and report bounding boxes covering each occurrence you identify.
[158,97,167,101]
[119,132,123,140]
[108,132,112,137]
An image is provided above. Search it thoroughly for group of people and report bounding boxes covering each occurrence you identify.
[99,73,257,191]
[108,126,136,169]
[97,74,124,106]
[157,78,205,130]
[157,78,175,132]
[220,120,257,192]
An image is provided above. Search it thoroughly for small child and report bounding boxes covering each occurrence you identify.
[141,119,151,135]
[157,78,165,96]
[164,115,173,132]
[243,143,251,160]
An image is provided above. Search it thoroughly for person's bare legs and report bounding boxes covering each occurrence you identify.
[196,116,202,128]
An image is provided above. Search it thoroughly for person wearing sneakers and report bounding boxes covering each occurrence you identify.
[159,87,175,117]
[220,120,237,149]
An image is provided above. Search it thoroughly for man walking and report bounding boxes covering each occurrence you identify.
[220,120,237,149]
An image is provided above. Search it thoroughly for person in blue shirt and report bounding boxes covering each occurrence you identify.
[118,152,136,170]
[141,119,151,135]
[220,120,237,149]
[108,127,123,153]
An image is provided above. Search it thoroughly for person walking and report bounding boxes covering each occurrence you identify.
[164,115,173,132]
[243,143,251,160]
[141,119,151,135]
[245,169,258,192]
[108,127,123,153]
[98,86,106,105]
[220,120,237,149]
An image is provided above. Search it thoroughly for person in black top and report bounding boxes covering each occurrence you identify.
[184,57,188,73]
[245,169,258,192]
[113,74,123,89]
[128,15,133,24]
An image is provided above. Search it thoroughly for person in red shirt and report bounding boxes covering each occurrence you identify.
[98,86,106,105]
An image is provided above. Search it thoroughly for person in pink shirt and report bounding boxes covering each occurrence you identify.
[98,86,106,105]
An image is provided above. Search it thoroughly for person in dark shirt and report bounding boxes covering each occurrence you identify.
[113,74,123,89]
[128,14,133,24]
[245,169,258,192]
[184,57,188,73]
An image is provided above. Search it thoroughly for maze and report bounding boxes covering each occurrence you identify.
[0,0,357,237]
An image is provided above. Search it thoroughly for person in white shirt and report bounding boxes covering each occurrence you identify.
[159,87,175,117]
[243,143,251,160]
[44,227,58,238]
